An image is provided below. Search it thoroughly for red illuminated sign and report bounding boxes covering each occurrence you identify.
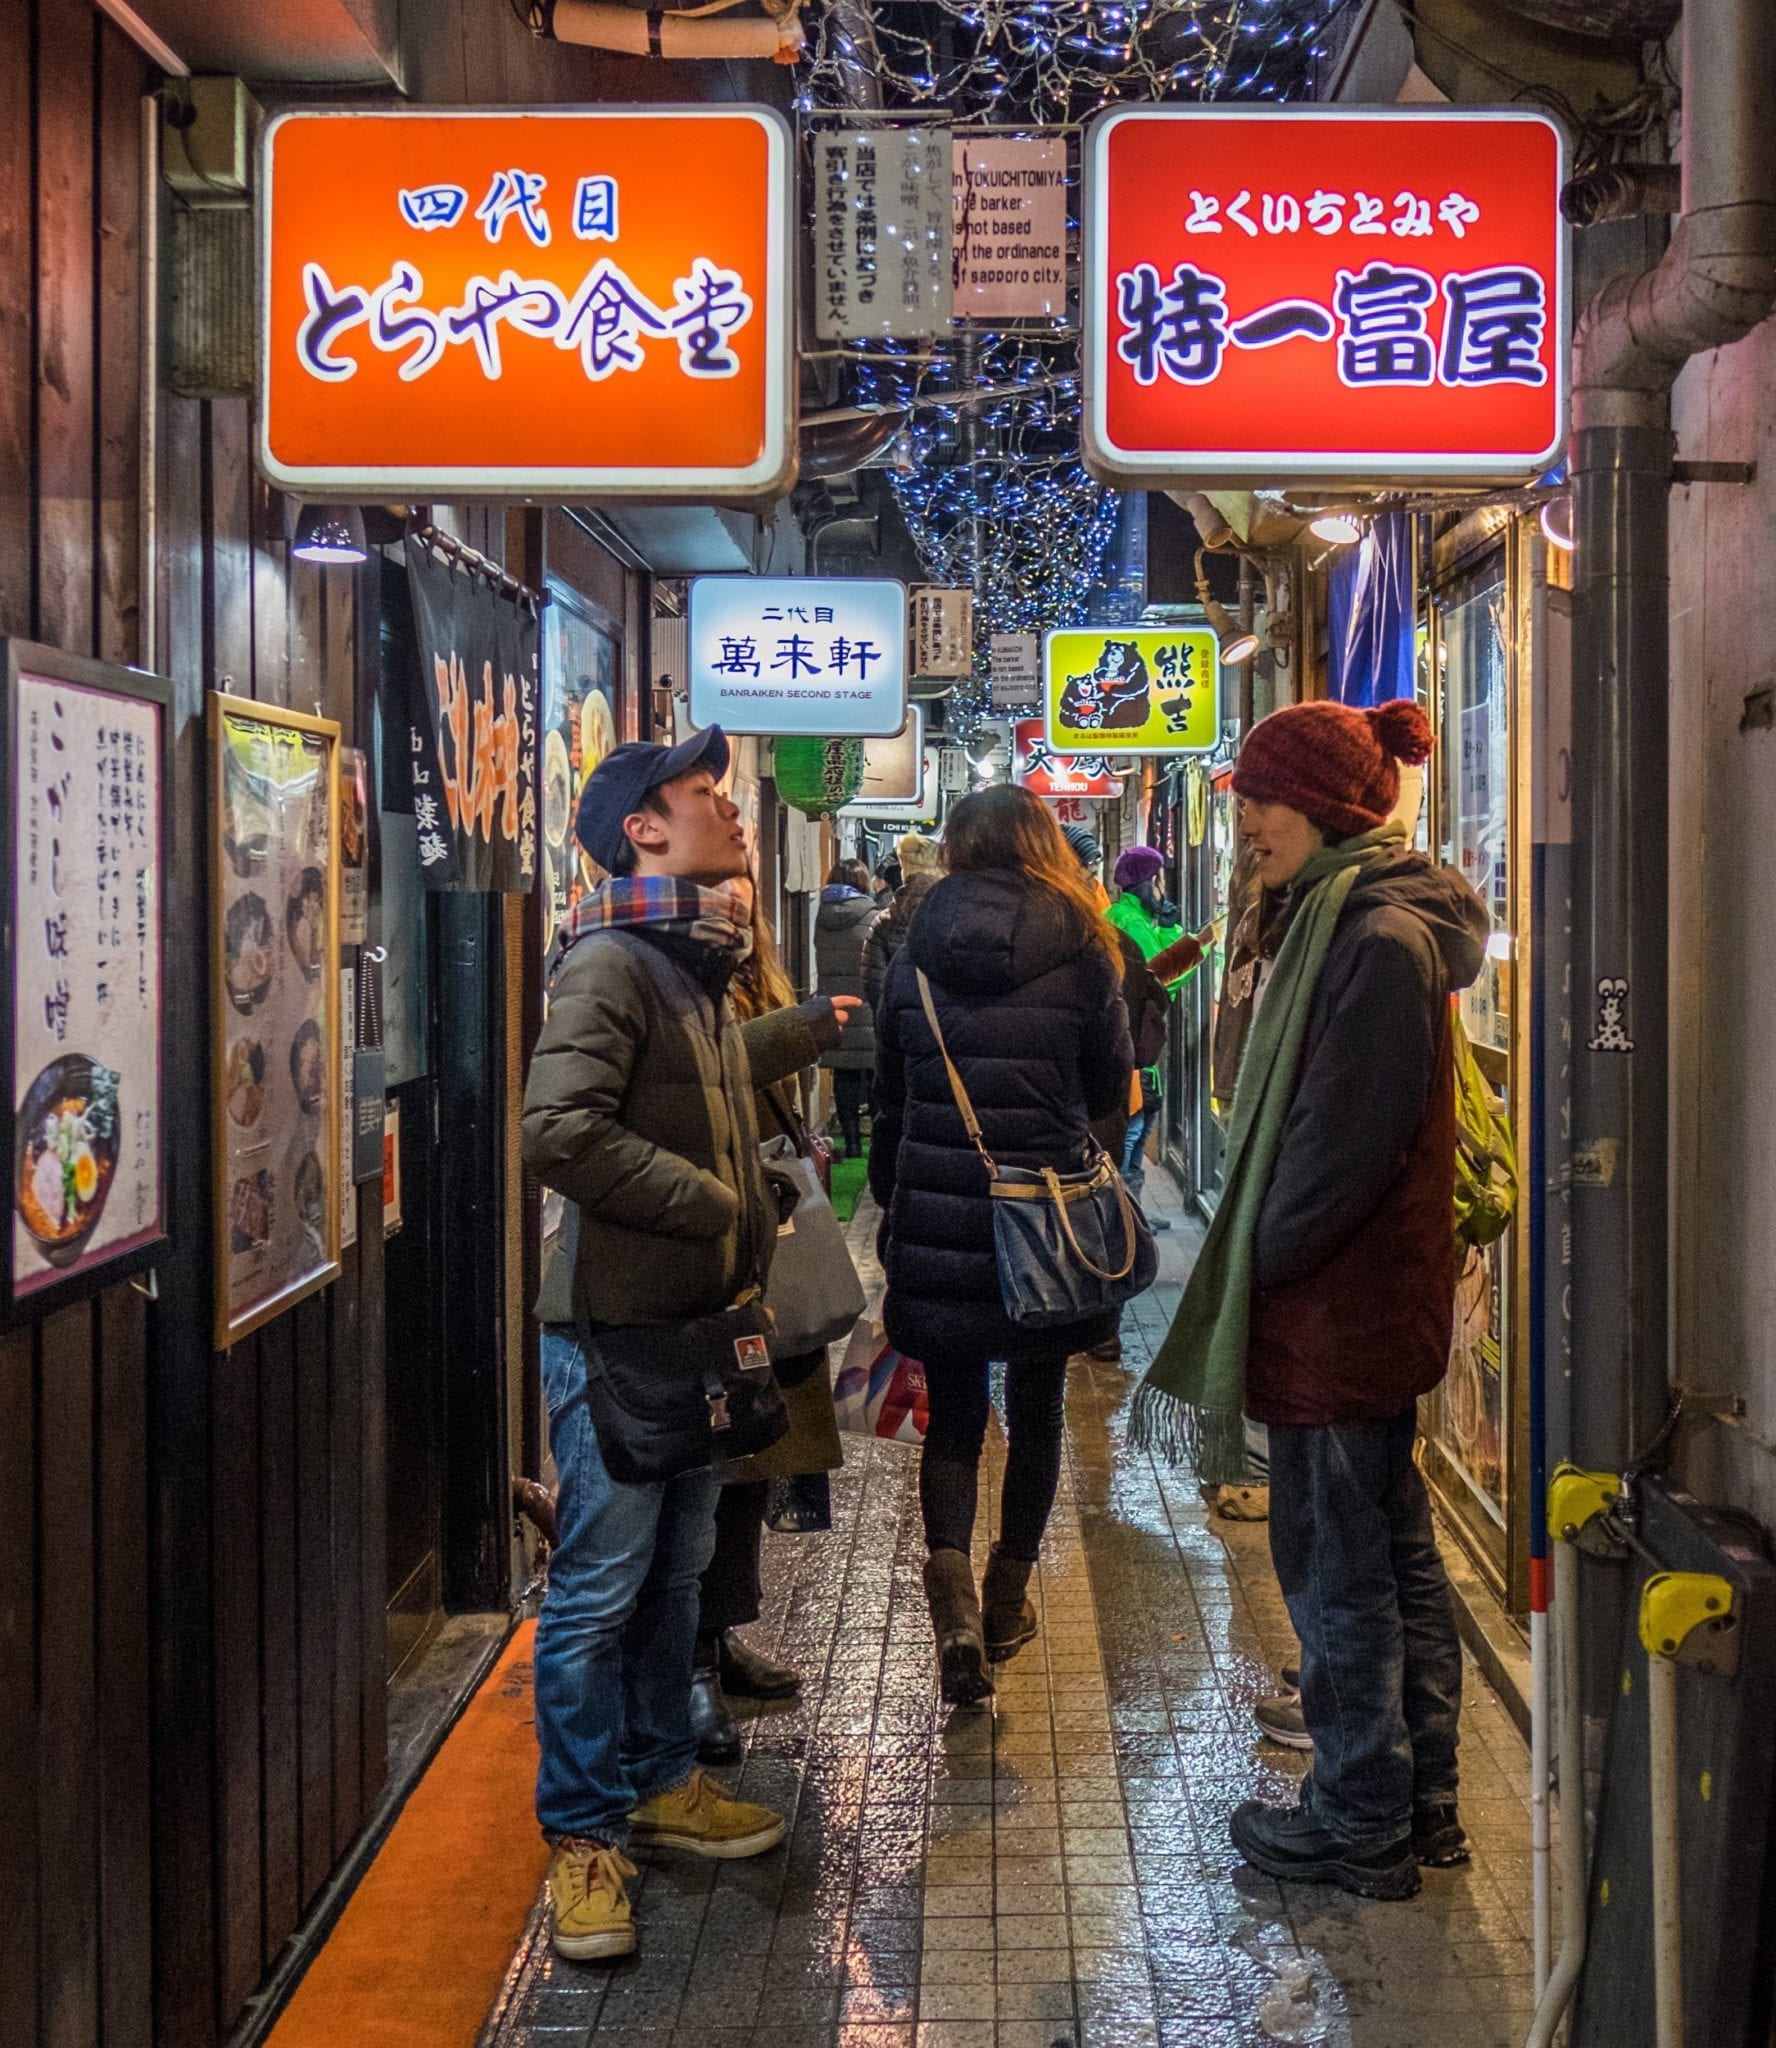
[1014,720,1123,800]
[258,107,794,500]
[1084,108,1567,486]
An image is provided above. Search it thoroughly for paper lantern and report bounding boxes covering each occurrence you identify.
[773,737,864,816]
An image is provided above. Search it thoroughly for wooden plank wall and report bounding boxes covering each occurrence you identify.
[0,10,391,2046]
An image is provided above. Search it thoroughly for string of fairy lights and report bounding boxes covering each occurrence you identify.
[799,0,1350,122]
[796,0,1356,729]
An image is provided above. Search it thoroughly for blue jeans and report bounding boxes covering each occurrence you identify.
[1265,1410,1462,1847]
[1121,1081,1158,1194]
[534,1329,719,1845]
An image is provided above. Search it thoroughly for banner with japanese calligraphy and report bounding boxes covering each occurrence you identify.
[258,107,795,499]
[687,576,908,738]
[6,650,168,1313]
[210,698,340,1350]
[402,536,541,895]
[1043,626,1221,757]
[1083,108,1567,486]
[813,128,953,341]
[1013,719,1122,800]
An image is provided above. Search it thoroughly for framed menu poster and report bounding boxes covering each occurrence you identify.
[3,641,170,1320]
[210,694,342,1349]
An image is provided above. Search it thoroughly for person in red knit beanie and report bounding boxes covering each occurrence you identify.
[1191,695,1489,1898]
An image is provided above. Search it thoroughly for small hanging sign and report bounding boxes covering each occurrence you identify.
[814,127,954,341]
[989,630,1041,708]
[910,585,974,678]
[953,136,1069,322]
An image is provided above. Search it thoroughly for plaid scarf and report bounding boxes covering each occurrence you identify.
[560,875,755,962]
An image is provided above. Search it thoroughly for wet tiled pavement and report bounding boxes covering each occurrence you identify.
[481,1182,1538,2048]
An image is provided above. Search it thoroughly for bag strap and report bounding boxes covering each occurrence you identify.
[1041,1164,1140,1283]
[915,969,997,1172]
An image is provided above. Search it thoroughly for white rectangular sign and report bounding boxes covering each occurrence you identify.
[953,137,1068,321]
[849,707,926,806]
[989,631,1041,704]
[815,128,954,341]
[688,577,909,738]
[911,586,974,678]
[844,735,938,820]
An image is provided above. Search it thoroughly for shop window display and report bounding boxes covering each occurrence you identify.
[1431,561,1511,1532]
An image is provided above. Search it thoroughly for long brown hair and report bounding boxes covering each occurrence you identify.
[731,886,797,1022]
[941,784,1121,965]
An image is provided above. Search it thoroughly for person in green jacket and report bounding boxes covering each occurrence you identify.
[1105,845,1217,1212]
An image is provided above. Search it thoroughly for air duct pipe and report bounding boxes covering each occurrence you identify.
[527,0,806,62]
[1564,0,1776,1762]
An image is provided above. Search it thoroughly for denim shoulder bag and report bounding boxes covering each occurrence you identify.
[915,970,1157,1329]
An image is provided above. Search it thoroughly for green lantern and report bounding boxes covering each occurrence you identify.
[772,737,864,817]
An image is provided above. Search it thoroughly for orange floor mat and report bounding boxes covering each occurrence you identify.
[268,1620,547,2048]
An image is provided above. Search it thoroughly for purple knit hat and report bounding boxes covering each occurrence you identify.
[1113,845,1166,890]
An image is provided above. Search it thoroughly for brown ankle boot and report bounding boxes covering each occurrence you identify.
[923,1551,994,1706]
[981,1547,1038,1663]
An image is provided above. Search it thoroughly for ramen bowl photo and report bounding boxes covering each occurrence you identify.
[14,1056,122,1267]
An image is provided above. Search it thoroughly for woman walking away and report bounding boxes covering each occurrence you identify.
[872,787,1135,1705]
[1132,698,1486,1903]
[691,897,854,1764]
[814,859,881,1156]
[863,832,943,1014]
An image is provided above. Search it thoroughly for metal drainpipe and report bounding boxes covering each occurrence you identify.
[1566,0,1776,1727]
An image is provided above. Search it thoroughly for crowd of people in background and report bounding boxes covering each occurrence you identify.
[519,695,1488,1958]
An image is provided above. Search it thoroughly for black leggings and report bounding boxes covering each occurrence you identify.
[698,1480,768,1644]
[832,1070,871,1154]
[920,1353,1070,1563]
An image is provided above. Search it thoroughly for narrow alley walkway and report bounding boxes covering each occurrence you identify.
[482,1186,1536,2048]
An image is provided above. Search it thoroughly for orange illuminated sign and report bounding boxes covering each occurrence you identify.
[1084,108,1567,487]
[258,107,795,499]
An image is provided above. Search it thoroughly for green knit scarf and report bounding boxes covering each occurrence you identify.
[1129,824,1406,1481]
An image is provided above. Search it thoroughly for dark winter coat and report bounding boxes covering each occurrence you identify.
[1244,853,1489,1428]
[525,928,774,1331]
[871,869,1135,1365]
[862,873,936,1014]
[813,886,881,1071]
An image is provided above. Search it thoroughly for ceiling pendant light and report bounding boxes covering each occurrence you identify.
[291,503,368,564]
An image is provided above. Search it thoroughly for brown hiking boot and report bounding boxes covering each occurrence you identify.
[923,1550,994,1706]
[981,1547,1038,1664]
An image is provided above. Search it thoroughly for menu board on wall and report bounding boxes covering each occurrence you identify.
[4,644,169,1315]
[210,696,341,1350]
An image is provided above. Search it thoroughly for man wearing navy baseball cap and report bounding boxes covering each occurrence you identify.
[521,723,787,1961]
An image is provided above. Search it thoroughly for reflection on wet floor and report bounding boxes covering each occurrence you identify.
[482,1190,1537,2048]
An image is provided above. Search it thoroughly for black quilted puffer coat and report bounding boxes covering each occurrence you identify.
[870,868,1135,1365]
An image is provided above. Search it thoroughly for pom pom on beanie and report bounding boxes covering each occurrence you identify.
[1368,697,1434,769]
[1232,696,1435,842]
[896,831,943,877]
